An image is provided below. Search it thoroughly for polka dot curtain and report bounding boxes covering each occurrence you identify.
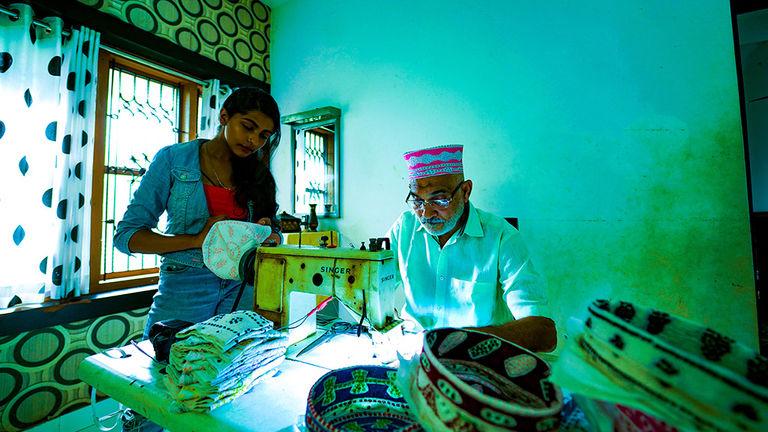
[198,78,232,139]
[0,3,100,306]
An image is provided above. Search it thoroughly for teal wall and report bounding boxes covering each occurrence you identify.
[270,0,757,345]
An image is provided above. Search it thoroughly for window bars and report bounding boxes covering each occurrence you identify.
[100,66,180,277]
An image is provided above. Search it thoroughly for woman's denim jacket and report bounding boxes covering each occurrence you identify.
[114,139,265,267]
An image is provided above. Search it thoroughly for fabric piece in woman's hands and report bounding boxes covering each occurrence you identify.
[202,220,272,280]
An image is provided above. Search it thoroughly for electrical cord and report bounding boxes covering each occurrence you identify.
[232,247,259,312]
[90,387,121,431]
[277,297,334,331]
[357,289,367,336]
[130,340,163,366]
[231,279,248,313]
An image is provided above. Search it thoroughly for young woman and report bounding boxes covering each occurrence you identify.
[114,87,282,338]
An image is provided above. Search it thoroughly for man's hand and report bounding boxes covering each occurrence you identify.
[470,316,557,353]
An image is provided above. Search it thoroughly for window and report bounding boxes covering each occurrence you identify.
[282,107,341,218]
[89,51,200,292]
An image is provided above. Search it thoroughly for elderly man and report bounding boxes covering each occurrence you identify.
[387,145,557,352]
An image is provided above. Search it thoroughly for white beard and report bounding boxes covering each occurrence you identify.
[418,200,466,236]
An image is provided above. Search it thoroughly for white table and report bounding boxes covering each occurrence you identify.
[78,330,398,432]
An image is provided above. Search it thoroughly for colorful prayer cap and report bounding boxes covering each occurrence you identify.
[403,145,464,180]
[406,328,563,430]
[306,365,420,432]
[570,299,768,431]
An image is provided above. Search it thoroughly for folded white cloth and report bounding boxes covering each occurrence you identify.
[171,355,285,409]
[167,343,287,389]
[174,310,275,351]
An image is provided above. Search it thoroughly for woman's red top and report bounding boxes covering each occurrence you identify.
[203,184,247,220]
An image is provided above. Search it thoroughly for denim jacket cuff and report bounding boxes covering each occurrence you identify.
[115,227,143,256]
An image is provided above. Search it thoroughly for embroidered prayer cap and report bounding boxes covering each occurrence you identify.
[403,145,464,180]
[580,299,768,432]
[305,365,422,432]
[408,328,563,431]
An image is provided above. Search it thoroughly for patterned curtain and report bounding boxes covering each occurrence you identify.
[0,4,100,306]
[199,78,232,139]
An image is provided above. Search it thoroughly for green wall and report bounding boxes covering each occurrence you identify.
[270,0,757,346]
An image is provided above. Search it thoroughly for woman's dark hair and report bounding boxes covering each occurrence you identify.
[223,87,281,220]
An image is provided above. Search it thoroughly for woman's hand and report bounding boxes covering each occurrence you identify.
[194,215,228,248]
[257,217,282,245]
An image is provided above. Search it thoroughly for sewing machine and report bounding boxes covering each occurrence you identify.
[284,230,339,248]
[253,243,402,344]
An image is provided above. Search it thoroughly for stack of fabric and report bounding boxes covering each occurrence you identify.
[164,310,288,412]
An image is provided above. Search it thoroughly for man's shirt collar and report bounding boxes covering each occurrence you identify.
[462,202,484,237]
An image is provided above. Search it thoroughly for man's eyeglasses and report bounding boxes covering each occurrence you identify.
[405,181,465,210]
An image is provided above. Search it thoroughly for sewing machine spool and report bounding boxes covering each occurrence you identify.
[253,245,402,344]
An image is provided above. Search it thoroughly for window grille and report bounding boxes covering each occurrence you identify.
[282,106,341,218]
[100,66,179,277]
[295,127,335,214]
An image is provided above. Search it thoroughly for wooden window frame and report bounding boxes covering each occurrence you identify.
[89,50,200,293]
[282,107,342,218]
